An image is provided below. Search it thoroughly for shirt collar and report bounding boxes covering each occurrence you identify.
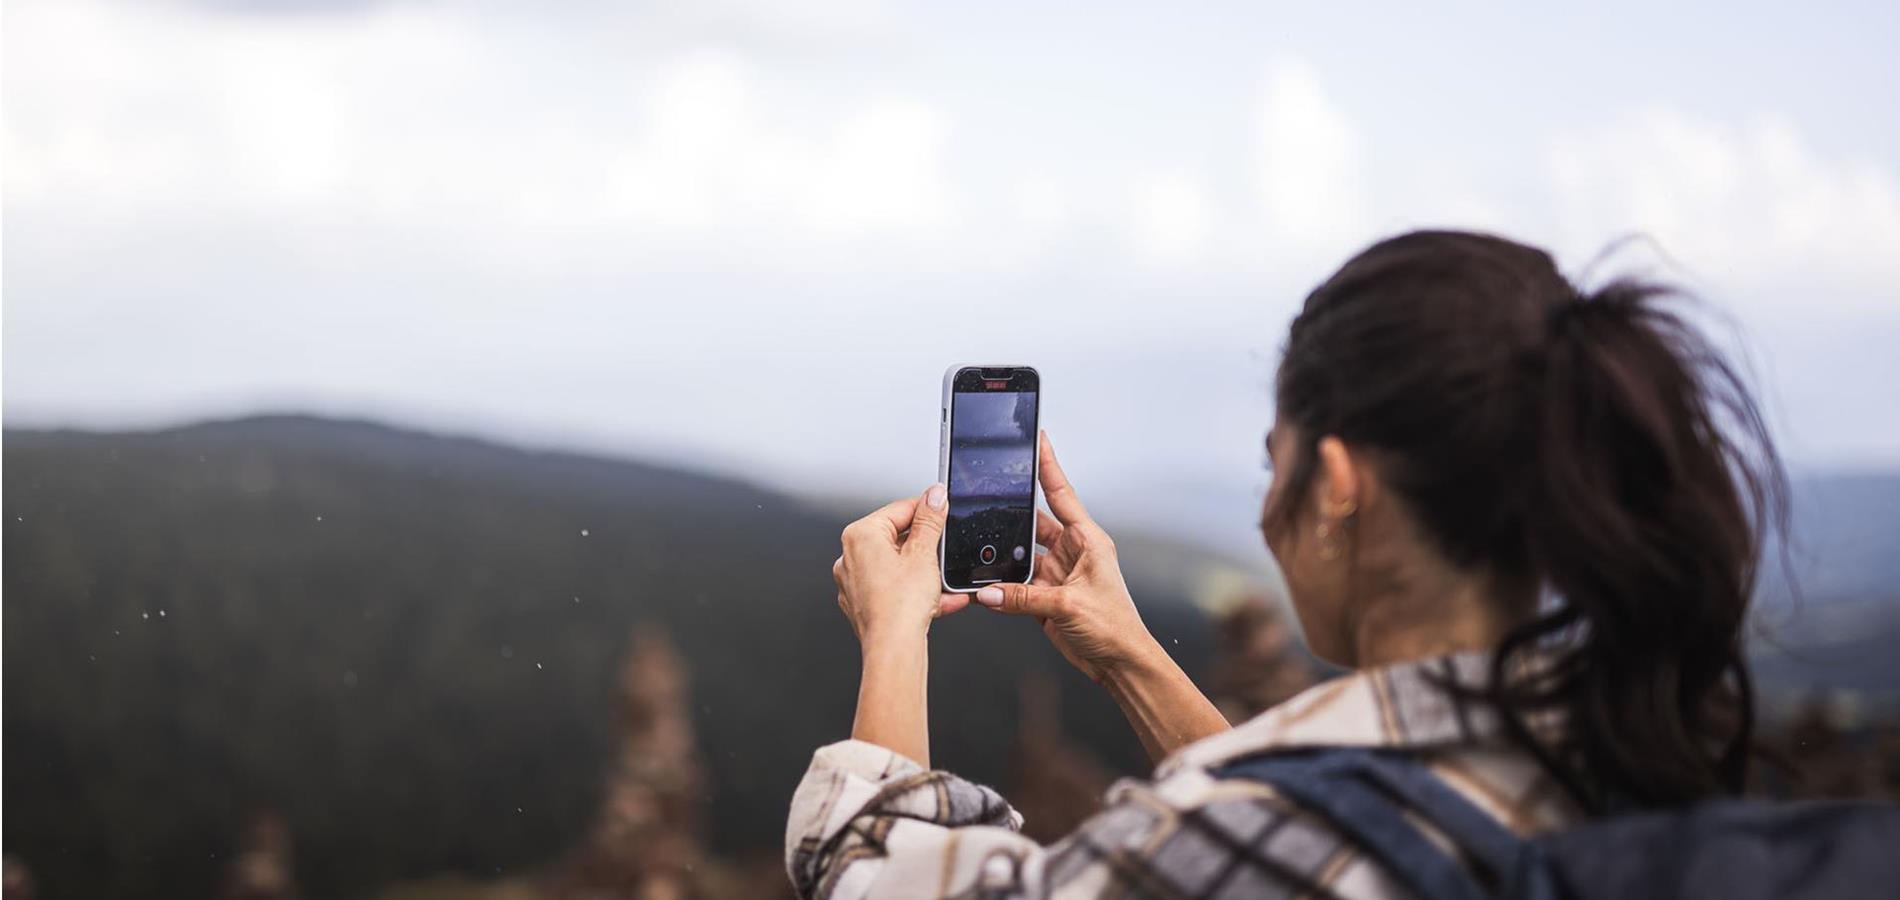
[1159,650,1517,778]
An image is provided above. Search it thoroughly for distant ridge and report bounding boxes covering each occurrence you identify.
[2,414,1216,900]
[4,415,1895,899]
[8,412,786,510]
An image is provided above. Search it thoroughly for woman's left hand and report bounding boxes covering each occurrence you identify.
[832,483,969,646]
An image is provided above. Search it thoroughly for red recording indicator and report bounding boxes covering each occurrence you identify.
[983,380,1011,390]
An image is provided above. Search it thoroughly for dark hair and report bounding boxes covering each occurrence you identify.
[1271,230,1787,810]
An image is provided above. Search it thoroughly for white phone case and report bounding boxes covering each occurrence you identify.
[938,365,1041,593]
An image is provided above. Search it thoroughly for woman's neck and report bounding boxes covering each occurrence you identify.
[1348,555,1534,670]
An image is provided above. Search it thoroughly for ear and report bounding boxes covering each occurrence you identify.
[1313,436,1363,520]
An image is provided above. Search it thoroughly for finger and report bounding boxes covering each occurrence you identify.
[847,496,921,549]
[1037,431,1090,526]
[903,483,949,556]
[1032,554,1069,584]
[935,592,970,618]
[974,581,1069,618]
[1034,508,1065,548]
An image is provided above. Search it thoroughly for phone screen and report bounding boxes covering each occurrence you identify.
[943,367,1039,589]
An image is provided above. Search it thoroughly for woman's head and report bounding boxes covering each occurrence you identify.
[1261,230,1786,809]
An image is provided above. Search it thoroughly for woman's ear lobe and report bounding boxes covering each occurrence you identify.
[1315,436,1362,517]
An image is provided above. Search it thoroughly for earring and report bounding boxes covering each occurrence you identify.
[1317,520,1340,561]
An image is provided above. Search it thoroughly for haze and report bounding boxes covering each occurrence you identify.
[7,0,1899,559]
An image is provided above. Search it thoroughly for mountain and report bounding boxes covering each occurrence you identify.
[1,416,1230,900]
[1748,473,1900,719]
[5,415,1896,899]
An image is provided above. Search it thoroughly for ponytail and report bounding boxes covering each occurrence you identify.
[1275,231,1787,809]
[1500,279,1785,808]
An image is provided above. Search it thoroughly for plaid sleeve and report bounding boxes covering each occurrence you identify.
[786,741,1373,900]
[786,740,1033,899]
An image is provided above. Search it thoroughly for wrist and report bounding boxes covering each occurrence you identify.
[1099,636,1172,691]
[852,625,932,769]
[860,623,929,657]
[1096,635,1229,763]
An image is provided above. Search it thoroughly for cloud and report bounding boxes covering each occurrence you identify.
[1253,59,1364,255]
[597,49,953,241]
[2,0,954,262]
[1011,177,1068,233]
[6,6,1899,479]
[1546,109,1900,299]
[1235,60,1900,305]
[1128,171,1214,264]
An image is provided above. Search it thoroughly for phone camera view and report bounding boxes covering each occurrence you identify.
[946,384,1038,587]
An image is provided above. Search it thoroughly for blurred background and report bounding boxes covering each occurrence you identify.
[4,1,1898,898]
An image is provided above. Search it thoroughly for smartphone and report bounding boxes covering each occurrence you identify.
[938,365,1041,592]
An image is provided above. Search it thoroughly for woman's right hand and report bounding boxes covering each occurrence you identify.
[976,433,1158,683]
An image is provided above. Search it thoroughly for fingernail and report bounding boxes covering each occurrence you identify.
[925,483,946,510]
[976,587,1003,607]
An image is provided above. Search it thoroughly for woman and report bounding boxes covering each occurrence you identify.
[787,230,1784,898]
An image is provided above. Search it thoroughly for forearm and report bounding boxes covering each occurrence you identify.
[851,631,932,767]
[1103,641,1230,763]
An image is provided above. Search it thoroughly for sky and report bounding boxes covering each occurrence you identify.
[6,0,1900,559]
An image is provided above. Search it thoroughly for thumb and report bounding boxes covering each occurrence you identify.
[975,582,1069,619]
[904,482,949,553]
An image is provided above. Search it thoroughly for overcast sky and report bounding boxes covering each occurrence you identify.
[6,0,1899,557]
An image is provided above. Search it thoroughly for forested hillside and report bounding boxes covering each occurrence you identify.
[2,417,1227,900]
[6,416,1897,899]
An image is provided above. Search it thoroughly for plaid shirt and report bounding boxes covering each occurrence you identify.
[785,652,1581,899]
